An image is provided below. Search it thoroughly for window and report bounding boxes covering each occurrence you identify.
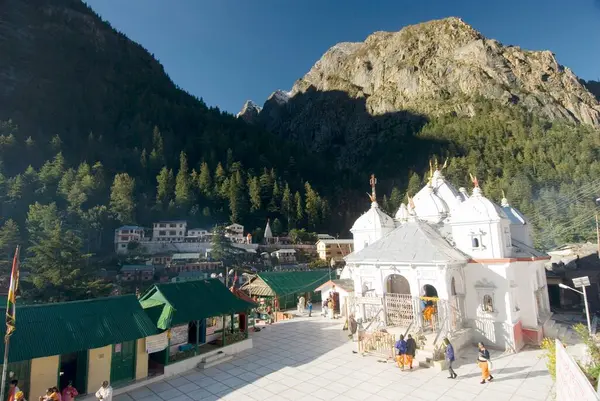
[179,231,183,235]
[159,223,166,228]
[159,230,166,236]
[169,230,176,235]
[483,295,494,312]
[179,224,183,228]
[472,237,480,248]
[120,244,126,248]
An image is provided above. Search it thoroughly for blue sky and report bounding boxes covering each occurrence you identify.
[85,0,600,114]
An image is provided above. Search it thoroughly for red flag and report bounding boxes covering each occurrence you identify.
[5,246,20,339]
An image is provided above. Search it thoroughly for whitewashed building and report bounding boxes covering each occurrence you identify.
[225,223,245,243]
[152,221,187,242]
[343,170,551,352]
[114,225,146,253]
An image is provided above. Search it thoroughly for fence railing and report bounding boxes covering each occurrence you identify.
[348,293,465,335]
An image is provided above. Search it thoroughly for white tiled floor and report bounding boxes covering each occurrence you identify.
[117,316,555,401]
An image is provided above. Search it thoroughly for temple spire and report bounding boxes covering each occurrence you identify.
[369,174,377,204]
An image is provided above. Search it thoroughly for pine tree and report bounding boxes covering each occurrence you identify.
[406,172,422,197]
[214,162,226,194]
[175,151,191,207]
[0,219,20,274]
[389,187,403,212]
[294,191,303,225]
[259,168,273,204]
[140,149,148,169]
[272,218,283,236]
[228,170,246,224]
[156,167,174,207]
[304,181,320,228]
[248,175,261,212]
[110,173,136,224]
[198,162,212,197]
[26,202,61,244]
[281,183,292,227]
[269,180,281,212]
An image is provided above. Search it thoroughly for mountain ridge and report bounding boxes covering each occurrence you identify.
[242,17,600,128]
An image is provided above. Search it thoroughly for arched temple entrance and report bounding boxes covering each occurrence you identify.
[386,274,411,294]
[385,274,414,327]
[423,284,438,298]
[421,284,439,332]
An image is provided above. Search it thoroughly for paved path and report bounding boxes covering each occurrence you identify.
[117,316,555,401]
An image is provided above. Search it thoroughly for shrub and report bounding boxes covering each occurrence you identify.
[540,337,556,380]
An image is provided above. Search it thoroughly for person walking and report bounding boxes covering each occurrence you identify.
[95,382,112,401]
[477,342,493,384]
[322,298,329,317]
[444,338,457,379]
[62,382,79,401]
[8,380,20,401]
[395,334,408,370]
[406,334,417,370]
[307,301,313,317]
[327,298,334,319]
[298,295,306,314]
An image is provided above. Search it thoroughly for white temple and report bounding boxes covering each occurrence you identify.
[342,168,551,351]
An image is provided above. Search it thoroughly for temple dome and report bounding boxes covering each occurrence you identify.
[395,203,409,222]
[351,202,396,233]
[413,185,449,223]
[451,187,508,223]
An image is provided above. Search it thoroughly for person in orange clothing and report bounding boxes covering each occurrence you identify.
[477,342,494,384]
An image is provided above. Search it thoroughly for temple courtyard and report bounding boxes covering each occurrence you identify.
[115,316,555,401]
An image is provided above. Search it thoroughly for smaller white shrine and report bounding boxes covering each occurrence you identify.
[343,168,551,351]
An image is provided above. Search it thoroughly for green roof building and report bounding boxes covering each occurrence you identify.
[139,279,255,366]
[0,295,157,399]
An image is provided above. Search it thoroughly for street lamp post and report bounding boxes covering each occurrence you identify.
[559,275,592,333]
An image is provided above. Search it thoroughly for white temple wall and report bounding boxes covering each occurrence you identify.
[451,221,507,259]
[464,261,516,349]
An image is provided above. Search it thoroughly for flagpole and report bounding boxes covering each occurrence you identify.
[0,245,20,401]
[0,332,10,401]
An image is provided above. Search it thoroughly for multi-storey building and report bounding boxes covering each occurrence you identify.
[152,220,187,242]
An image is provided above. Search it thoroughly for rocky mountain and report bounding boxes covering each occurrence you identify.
[236,100,262,124]
[243,17,600,129]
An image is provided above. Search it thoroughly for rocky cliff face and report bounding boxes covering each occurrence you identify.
[236,100,262,124]
[246,17,600,129]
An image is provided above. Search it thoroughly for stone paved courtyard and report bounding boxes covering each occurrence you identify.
[116,316,555,401]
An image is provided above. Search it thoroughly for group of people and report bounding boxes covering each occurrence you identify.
[8,379,112,401]
[321,296,335,319]
[394,334,418,370]
[296,296,314,317]
[39,382,79,401]
[394,336,494,384]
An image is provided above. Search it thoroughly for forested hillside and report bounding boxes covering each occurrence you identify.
[0,0,599,303]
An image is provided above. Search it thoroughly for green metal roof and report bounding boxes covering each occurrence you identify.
[139,279,255,329]
[245,271,330,297]
[0,295,158,362]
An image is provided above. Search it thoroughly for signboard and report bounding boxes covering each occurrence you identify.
[145,332,168,354]
[556,339,600,401]
[355,296,382,306]
[114,343,122,353]
[170,324,188,346]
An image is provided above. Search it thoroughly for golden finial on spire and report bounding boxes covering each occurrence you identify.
[469,173,479,188]
[369,174,377,203]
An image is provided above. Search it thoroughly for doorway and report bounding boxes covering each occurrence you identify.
[386,274,410,294]
[110,341,136,385]
[423,284,438,298]
[59,351,87,394]
[548,284,561,310]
